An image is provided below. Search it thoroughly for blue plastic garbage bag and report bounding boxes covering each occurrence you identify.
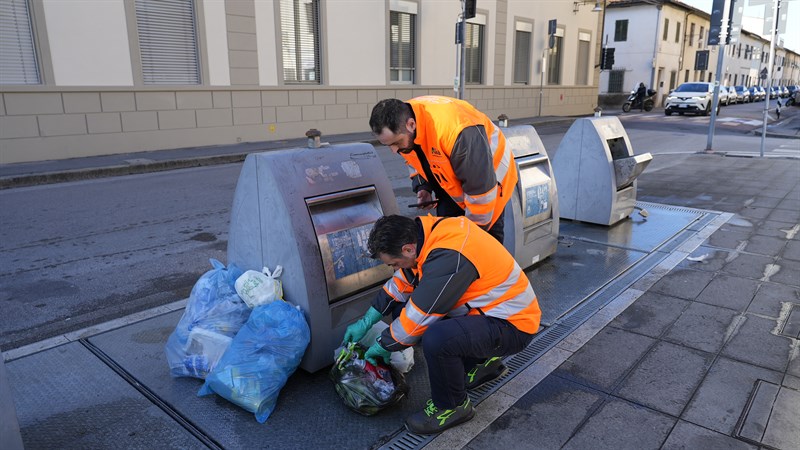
[198,300,310,423]
[165,259,250,379]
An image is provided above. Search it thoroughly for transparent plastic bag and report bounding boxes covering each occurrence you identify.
[329,343,409,416]
[198,300,310,423]
[165,259,251,379]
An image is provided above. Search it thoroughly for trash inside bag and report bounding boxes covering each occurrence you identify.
[235,265,283,308]
[359,322,415,374]
[165,259,251,379]
[330,343,409,416]
[198,300,310,423]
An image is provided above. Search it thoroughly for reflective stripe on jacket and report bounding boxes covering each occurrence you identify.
[387,216,540,347]
[403,96,518,228]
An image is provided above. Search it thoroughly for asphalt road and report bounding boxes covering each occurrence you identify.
[0,110,795,352]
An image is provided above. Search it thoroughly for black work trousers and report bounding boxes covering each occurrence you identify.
[421,315,533,409]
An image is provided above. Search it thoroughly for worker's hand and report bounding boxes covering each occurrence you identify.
[365,341,392,366]
[342,307,383,344]
[416,190,436,210]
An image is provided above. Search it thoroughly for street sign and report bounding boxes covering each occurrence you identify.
[760,67,768,79]
[548,19,557,36]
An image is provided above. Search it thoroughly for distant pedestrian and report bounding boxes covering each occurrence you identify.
[635,82,648,112]
[776,99,781,120]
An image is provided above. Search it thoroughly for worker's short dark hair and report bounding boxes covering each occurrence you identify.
[368,215,418,258]
[369,99,414,135]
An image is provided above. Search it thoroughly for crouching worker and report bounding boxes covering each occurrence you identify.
[342,214,541,434]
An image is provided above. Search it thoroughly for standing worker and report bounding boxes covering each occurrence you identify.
[342,214,541,434]
[635,82,648,112]
[369,96,518,244]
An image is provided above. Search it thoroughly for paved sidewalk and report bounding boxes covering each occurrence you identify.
[2,110,799,449]
[428,154,800,449]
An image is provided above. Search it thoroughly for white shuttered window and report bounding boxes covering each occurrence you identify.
[513,23,532,84]
[280,0,321,84]
[390,10,415,83]
[135,0,200,85]
[465,22,483,84]
[0,0,40,85]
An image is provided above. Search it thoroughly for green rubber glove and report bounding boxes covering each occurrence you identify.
[364,341,392,366]
[342,306,382,344]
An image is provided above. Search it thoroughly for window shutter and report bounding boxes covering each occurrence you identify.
[465,22,483,84]
[390,11,415,83]
[135,0,200,85]
[0,0,40,85]
[513,30,531,84]
[280,0,321,84]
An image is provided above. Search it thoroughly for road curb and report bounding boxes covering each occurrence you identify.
[0,154,249,190]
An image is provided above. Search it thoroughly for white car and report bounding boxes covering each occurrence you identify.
[665,82,720,116]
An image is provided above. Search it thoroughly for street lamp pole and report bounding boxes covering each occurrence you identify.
[759,0,780,158]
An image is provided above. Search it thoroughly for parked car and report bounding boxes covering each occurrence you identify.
[664,82,720,116]
[749,86,765,101]
[734,86,751,103]
[780,86,790,98]
[769,86,780,99]
[726,86,740,104]
[718,86,731,106]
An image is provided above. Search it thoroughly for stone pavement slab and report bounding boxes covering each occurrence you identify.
[721,314,793,372]
[663,302,738,354]
[609,292,690,338]
[695,274,759,311]
[682,357,782,435]
[616,341,714,416]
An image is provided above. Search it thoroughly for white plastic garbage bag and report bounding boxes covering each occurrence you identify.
[235,266,284,308]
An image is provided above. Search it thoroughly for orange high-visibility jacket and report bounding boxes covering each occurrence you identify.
[381,216,540,349]
[404,96,518,228]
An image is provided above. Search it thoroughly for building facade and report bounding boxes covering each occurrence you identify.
[599,0,799,105]
[1,0,604,164]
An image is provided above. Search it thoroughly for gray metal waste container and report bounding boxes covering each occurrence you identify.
[501,125,559,269]
[552,117,652,226]
[227,144,398,372]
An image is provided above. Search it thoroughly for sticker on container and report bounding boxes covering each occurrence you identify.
[525,184,550,218]
[327,223,382,279]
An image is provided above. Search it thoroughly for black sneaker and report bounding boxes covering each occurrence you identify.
[465,357,508,390]
[405,398,475,435]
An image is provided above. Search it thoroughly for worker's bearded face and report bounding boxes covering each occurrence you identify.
[377,118,417,155]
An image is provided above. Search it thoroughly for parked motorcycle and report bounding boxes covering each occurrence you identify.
[622,88,657,112]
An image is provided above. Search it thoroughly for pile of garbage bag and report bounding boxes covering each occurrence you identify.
[165,259,307,423]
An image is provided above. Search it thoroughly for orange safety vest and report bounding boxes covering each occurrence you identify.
[404,96,518,228]
[388,216,541,346]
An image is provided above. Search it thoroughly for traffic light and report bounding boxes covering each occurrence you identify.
[601,48,615,70]
[465,0,476,19]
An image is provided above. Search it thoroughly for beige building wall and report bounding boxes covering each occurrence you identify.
[42,0,133,86]
[203,0,232,86]
[0,0,600,164]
